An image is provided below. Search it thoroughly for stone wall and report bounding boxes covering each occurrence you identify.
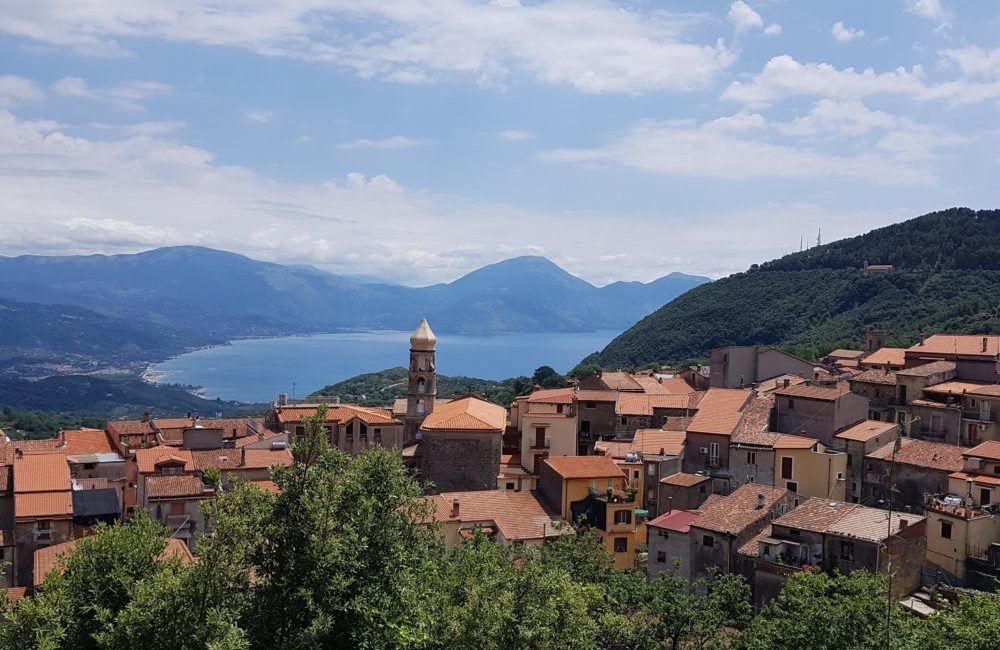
[421,431,501,493]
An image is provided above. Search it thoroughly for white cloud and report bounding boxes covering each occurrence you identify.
[500,129,535,141]
[244,110,275,124]
[0,1,734,95]
[763,24,782,36]
[940,46,1000,80]
[336,135,429,151]
[831,21,864,42]
[50,77,171,110]
[540,114,939,185]
[778,100,897,137]
[88,121,186,136]
[727,1,763,32]
[0,75,45,106]
[906,0,950,25]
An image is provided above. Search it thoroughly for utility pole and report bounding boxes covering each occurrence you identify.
[885,415,919,650]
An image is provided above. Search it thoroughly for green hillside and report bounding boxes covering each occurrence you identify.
[595,208,1000,367]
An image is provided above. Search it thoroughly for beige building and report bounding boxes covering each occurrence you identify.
[769,435,847,502]
[512,387,578,474]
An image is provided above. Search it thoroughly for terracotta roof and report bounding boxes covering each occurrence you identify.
[275,404,400,426]
[836,420,898,442]
[850,368,898,385]
[772,497,859,532]
[648,393,696,410]
[34,537,193,588]
[949,471,1000,486]
[895,360,957,377]
[828,349,866,360]
[660,472,710,487]
[599,371,645,391]
[968,385,1000,397]
[526,388,575,404]
[773,434,819,450]
[826,507,924,543]
[135,447,194,474]
[251,479,280,494]
[738,525,772,557]
[4,587,26,605]
[241,447,293,469]
[860,348,907,368]
[732,393,776,444]
[647,509,700,532]
[908,335,1000,359]
[964,441,1000,462]
[574,389,618,402]
[420,396,506,432]
[595,430,686,459]
[692,484,789,536]
[686,388,752,436]
[757,375,808,394]
[0,465,10,495]
[0,438,63,465]
[15,491,73,518]
[13,453,70,493]
[616,393,653,416]
[233,428,284,448]
[430,490,567,542]
[867,438,964,472]
[146,475,206,498]
[923,380,991,396]
[542,455,626,480]
[697,494,725,511]
[61,429,116,455]
[773,383,849,401]
[106,420,154,437]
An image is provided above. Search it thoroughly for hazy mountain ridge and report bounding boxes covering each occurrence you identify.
[593,208,1000,367]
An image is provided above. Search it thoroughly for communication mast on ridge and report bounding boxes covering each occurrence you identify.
[816,228,822,248]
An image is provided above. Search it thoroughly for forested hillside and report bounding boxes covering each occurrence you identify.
[595,208,1000,367]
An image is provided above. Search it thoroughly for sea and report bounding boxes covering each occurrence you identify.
[147,330,620,403]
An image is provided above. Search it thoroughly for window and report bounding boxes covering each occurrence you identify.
[506,482,515,490]
[840,540,855,561]
[657,551,667,563]
[702,535,714,548]
[161,465,183,476]
[580,420,591,434]
[556,404,564,414]
[621,417,628,426]
[709,442,720,466]
[585,401,596,409]
[787,481,799,493]
[416,399,425,415]
[534,427,546,448]
[846,453,853,468]
[614,510,632,525]
[981,488,992,506]
[36,520,51,531]
[416,377,426,394]
[940,520,953,539]
[83,462,96,470]
[647,463,656,477]
[746,451,756,465]
[746,475,755,484]
[296,426,305,437]
[614,537,628,553]
[633,470,640,479]
[898,385,907,404]
[787,399,795,410]
[374,428,382,443]
[699,484,707,494]
[359,422,368,441]
[346,422,354,442]
[781,456,794,480]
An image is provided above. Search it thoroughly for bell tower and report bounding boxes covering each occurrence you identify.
[405,318,437,439]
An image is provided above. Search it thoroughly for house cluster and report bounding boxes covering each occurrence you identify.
[6,320,1000,609]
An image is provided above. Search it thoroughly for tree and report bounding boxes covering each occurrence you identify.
[533,366,566,389]
[907,592,1000,650]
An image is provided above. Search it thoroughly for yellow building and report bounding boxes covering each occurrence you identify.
[772,434,847,502]
[926,441,1000,582]
[537,456,646,569]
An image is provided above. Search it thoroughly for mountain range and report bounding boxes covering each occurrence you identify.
[0,247,708,377]
[593,208,1000,367]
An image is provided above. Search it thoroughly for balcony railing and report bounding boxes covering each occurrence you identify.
[963,410,994,423]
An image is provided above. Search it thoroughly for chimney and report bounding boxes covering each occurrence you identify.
[451,498,460,518]
[898,519,909,531]
[14,448,23,459]
[756,493,765,510]
[666,496,673,513]
[983,337,989,353]
[532,384,542,392]
[277,393,288,407]
[659,447,665,455]
[783,378,791,388]
[142,411,150,423]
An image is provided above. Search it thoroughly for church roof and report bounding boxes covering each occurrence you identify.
[410,318,437,351]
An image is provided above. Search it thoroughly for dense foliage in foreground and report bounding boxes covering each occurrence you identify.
[4,408,1000,649]
[596,208,1000,367]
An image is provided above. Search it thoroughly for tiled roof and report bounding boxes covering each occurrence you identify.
[420,396,506,432]
[15,491,73,518]
[276,404,400,426]
[774,383,850,401]
[0,438,63,465]
[526,388,575,404]
[757,375,808,394]
[850,369,898,385]
[106,420,154,437]
[251,479,281,494]
[191,450,242,471]
[599,372,645,392]
[574,389,618,402]
[135,447,194,474]
[828,349,866,360]
[867,438,964,472]
[773,434,819,449]
[648,393,696,410]
[616,393,653,416]
[542,455,626,480]
[949,471,1000,486]
[430,490,567,542]
[647,509,700,533]
[826,507,924,543]
[34,537,193,588]
[4,587,26,604]
[860,347,907,368]
[0,465,12,495]
[241,447,293,469]
[771,497,858,532]
[392,397,452,416]
[595,430,686,459]
[732,393,776,444]
[13,453,71,493]
[233,428,284,448]
[146,475,206,498]
[964,441,1000,462]
[692,484,788,536]
[686,388,752,436]
[908,335,1000,358]
[835,420,898,442]
[738,525,772,557]
[61,429,116,455]
[895,360,957,377]
[923,380,991,396]
[660,472,710,487]
[968,385,1000,397]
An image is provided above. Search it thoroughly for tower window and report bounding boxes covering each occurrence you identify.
[416,399,425,415]
[417,377,426,394]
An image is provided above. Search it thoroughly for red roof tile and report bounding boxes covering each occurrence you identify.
[13,453,70,493]
[61,429,116,455]
[595,430,686,459]
[420,396,506,432]
[241,447,293,469]
[15,491,73,518]
[648,509,700,532]
[860,347,907,368]
[692,484,789,536]
[135,448,194,474]
[659,472,710,487]
[908,335,1000,359]
[526,388,575,404]
[774,383,850,401]
[542,456,626,480]
[835,420,899,442]
[430,490,566,542]
[964,441,1000,462]
[773,434,819,449]
[686,388,752,436]
[146,475,206,498]
[867,438,964,472]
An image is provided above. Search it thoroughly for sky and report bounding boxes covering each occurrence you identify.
[1,0,999,286]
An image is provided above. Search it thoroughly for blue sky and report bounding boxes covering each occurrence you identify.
[1,0,998,285]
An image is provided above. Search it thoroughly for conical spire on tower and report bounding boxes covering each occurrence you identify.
[410,317,437,351]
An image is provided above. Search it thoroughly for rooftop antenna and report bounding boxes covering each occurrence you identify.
[817,228,822,248]
[800,235,804,252]
[292,381,297,401]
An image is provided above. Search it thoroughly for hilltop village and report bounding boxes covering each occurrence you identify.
[4,318,1000,614]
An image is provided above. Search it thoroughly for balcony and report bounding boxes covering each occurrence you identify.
[590,488,636,505]
[926,495,998,520]
[963,410,994,423]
